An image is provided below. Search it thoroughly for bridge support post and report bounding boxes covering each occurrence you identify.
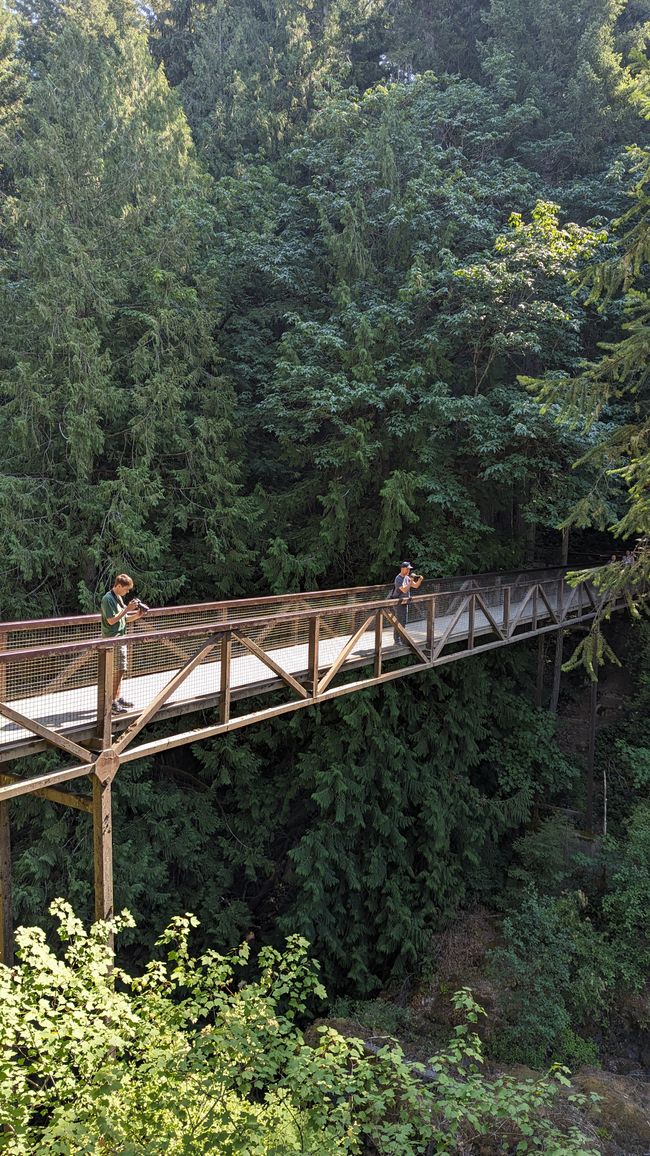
[549,631,564,714]
[96,648,114,748]
[425,597,435,658]
[307,617,320,695]
[92,751,119,942]
[585,678,597,836]
[219,633,232,723]
[467,596,475,650]
[0,800,13,965]
[374,611,383,678]
[535,636,545,708]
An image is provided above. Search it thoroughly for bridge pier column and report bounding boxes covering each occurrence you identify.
[535,635,545,708]
[585,678,597,836]
[549,630,564,714]
[0,800,13,965]
[92,751,119,943]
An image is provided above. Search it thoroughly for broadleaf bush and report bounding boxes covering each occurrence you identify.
[0,903,601,1154]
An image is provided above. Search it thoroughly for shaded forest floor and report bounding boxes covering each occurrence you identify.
[318,904,650,1154]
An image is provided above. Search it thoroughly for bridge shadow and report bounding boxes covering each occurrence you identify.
[0,708,96,736]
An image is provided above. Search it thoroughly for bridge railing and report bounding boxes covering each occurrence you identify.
[0,567,571,703]
[0,572,602,758]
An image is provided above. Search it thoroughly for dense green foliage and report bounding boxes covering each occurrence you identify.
[0,0,649,1113]
[484,637,650,1066]
[1,0,647,614]
[0,901,601,1154]
[11,654,577,989]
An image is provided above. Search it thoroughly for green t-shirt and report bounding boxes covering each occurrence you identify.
[101,590,127,638]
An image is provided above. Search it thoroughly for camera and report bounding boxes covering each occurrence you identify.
[132,598,151,613]
[411,573,423,581]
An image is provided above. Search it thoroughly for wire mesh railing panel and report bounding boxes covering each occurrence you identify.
[4,643,99,704]
[0,649,99,746]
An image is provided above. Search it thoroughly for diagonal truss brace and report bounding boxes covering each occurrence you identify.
[0,771,92,812]
[0,701,94,764]
[506,586,538,637]
[317,614,376,694]
[0,761,94,803]
[431,595,472,660]
[382,610,429,665]
[112,635,222,756]
[473,592,507,641]
[233,632,309,700]
[537,584,560,625]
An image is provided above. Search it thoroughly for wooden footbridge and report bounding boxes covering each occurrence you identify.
[0,567,610,961]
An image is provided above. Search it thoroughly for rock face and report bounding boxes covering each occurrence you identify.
[570,1069,650,1156]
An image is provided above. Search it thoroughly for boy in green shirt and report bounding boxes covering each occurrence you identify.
[100,574,144,713]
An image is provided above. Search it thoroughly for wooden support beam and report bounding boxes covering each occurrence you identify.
[431,595,472,660]
[92,771,114,936]
[467,596,475,650]
[0,701,94,765]
[0,772,92,813]
[382,611,429,666]
[507,587,537,636]
[557,577,564,622]
[317,615,376,695]
[118,618,591,767]
[219,633,231,724]
[233,632,309,700]
[537,583,559,625]
[0,800,13,965]
[503,587,511,638]
[307,617,320,695]
[96,648,114,749]
[374,611,383,678]
[112,636,220,756]
[425,597,435,656]
[0,761,93,803]
[120,660,433,763]
[473,592,506,640]
[584,582,597,611]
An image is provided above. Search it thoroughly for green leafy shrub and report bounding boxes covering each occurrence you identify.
[0,903,600,1154]
[488,889,616,1068]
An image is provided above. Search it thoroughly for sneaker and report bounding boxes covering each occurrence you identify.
[117,697,134,708]
[111,700,127,714]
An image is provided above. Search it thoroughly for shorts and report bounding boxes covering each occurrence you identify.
[116,644,128,674]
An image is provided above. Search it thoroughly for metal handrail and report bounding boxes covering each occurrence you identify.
[0,565,574,635]
[0,575,587,666]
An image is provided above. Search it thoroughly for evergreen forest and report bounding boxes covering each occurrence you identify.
[0,0,649,1151]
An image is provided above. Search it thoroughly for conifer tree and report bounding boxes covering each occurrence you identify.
[529,138,650,668]
[149,0,389,176]
[0,0,249,613]
[0,1,26,189]
[387,0,488,81]
[480,0,643,178]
